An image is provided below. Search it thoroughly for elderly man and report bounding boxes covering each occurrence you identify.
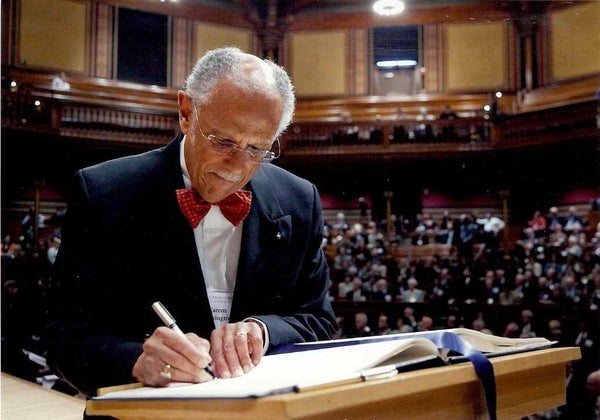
[45,47,336,397]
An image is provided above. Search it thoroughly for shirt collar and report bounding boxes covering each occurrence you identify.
[179,135,192,190]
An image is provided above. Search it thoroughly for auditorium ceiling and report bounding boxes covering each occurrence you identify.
[113,0,577,32]
[190,0,570,27]
[220,0,559,18]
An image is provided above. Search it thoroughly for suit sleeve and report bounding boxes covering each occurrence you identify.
[252,184,338,349]
[44,171,143,397]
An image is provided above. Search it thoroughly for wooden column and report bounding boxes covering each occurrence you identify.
[523,35,534,91]
[513,2,544,91]
[499,189,510,252]
[384,190,394,243]
[33,179,45,243]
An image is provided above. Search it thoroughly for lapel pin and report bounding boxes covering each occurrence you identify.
[276,232,282,240]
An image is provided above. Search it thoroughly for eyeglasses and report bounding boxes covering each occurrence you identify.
[193,105,280,164]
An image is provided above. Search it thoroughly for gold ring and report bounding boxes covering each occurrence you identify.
[160,363,172,380]
[235,331,248,338]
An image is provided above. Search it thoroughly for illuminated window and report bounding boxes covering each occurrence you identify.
[373,25,420,70]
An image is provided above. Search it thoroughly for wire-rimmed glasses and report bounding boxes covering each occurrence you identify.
[193,104,280,164]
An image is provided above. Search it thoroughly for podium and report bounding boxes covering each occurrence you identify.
[87,347,580,420]
[1,373,85,420]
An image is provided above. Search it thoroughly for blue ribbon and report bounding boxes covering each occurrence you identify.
[271,330,496,420]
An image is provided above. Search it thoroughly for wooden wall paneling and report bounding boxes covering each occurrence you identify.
[507,20,519,92]
[287,3,514,32]
[422,24,441,93]
[348,28,369,96]
[93,1,113,78]
[537,14,549,87]
[18,0,88,73]
[277,30,288,69]
[2,0,17,66]
[444,21,507,92]
[549,2,600,81]
[518,74,600,111]
[289,30,347,97]
[345,29,353,96]
[90,0,98,77]
[96,0,253,29]
[192,21,253,62]
[172,16,192,89]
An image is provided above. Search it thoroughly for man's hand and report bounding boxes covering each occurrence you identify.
[132,327,213,386]
[210,321,264,378]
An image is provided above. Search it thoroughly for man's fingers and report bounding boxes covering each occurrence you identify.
[210,322,264,379]
[133,327,213,386]
[233,330,254,373]
[247,328,263,366]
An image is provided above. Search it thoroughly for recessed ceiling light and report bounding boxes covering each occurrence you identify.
[373,0,405,16]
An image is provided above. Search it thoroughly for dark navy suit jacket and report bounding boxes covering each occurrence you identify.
[46,134,336,396]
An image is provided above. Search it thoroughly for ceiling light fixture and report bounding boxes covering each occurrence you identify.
[373,0,405,16]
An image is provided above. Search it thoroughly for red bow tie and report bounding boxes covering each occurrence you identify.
[176,189,252,228]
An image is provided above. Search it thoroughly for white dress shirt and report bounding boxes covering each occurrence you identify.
[179,137,269,351]
[179,137,242,327]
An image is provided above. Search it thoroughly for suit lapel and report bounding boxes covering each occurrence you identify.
[159,135,215,334]
[230,166,292,320]
[162,144,291,328]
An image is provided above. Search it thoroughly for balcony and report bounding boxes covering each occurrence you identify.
[2,66,598,162]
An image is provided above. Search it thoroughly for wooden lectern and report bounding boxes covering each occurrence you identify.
[87,347,580,420]
[1,373,85,420]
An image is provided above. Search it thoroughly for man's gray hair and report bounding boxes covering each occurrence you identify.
[185,47,295,138]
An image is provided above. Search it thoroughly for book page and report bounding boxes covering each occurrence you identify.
[449,328,553,353]
[95,338,439,400]
[294,328,553,354]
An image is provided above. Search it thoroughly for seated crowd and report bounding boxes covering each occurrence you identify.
[325,205,598,333]
[323,204,600,418]
[1,202,599,416]
[288,119,486,148]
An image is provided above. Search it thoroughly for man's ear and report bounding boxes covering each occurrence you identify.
[177,90,192,134]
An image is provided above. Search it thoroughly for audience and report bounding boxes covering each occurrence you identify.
[439,104,459,120]
[348,312,373,338]
[476,212,505,244]
[1,202,598,417]
[346,277,367,302]
[400,277,426,303]
[376,314,392,335]
[322,204,598,417]
[291,112,486,147]
[528,210,548,237]
[372,278,393,302]
[564,206,585,233]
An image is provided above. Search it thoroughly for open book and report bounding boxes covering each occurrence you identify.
[94,328,553,401]
[445,327,553,354]
[299,327,553,357]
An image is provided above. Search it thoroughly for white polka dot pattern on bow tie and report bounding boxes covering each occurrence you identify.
[176,189,252,228]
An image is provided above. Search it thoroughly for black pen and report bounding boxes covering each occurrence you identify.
[151,301,215,378]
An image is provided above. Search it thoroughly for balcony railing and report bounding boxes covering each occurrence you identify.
[2,66,598,159]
